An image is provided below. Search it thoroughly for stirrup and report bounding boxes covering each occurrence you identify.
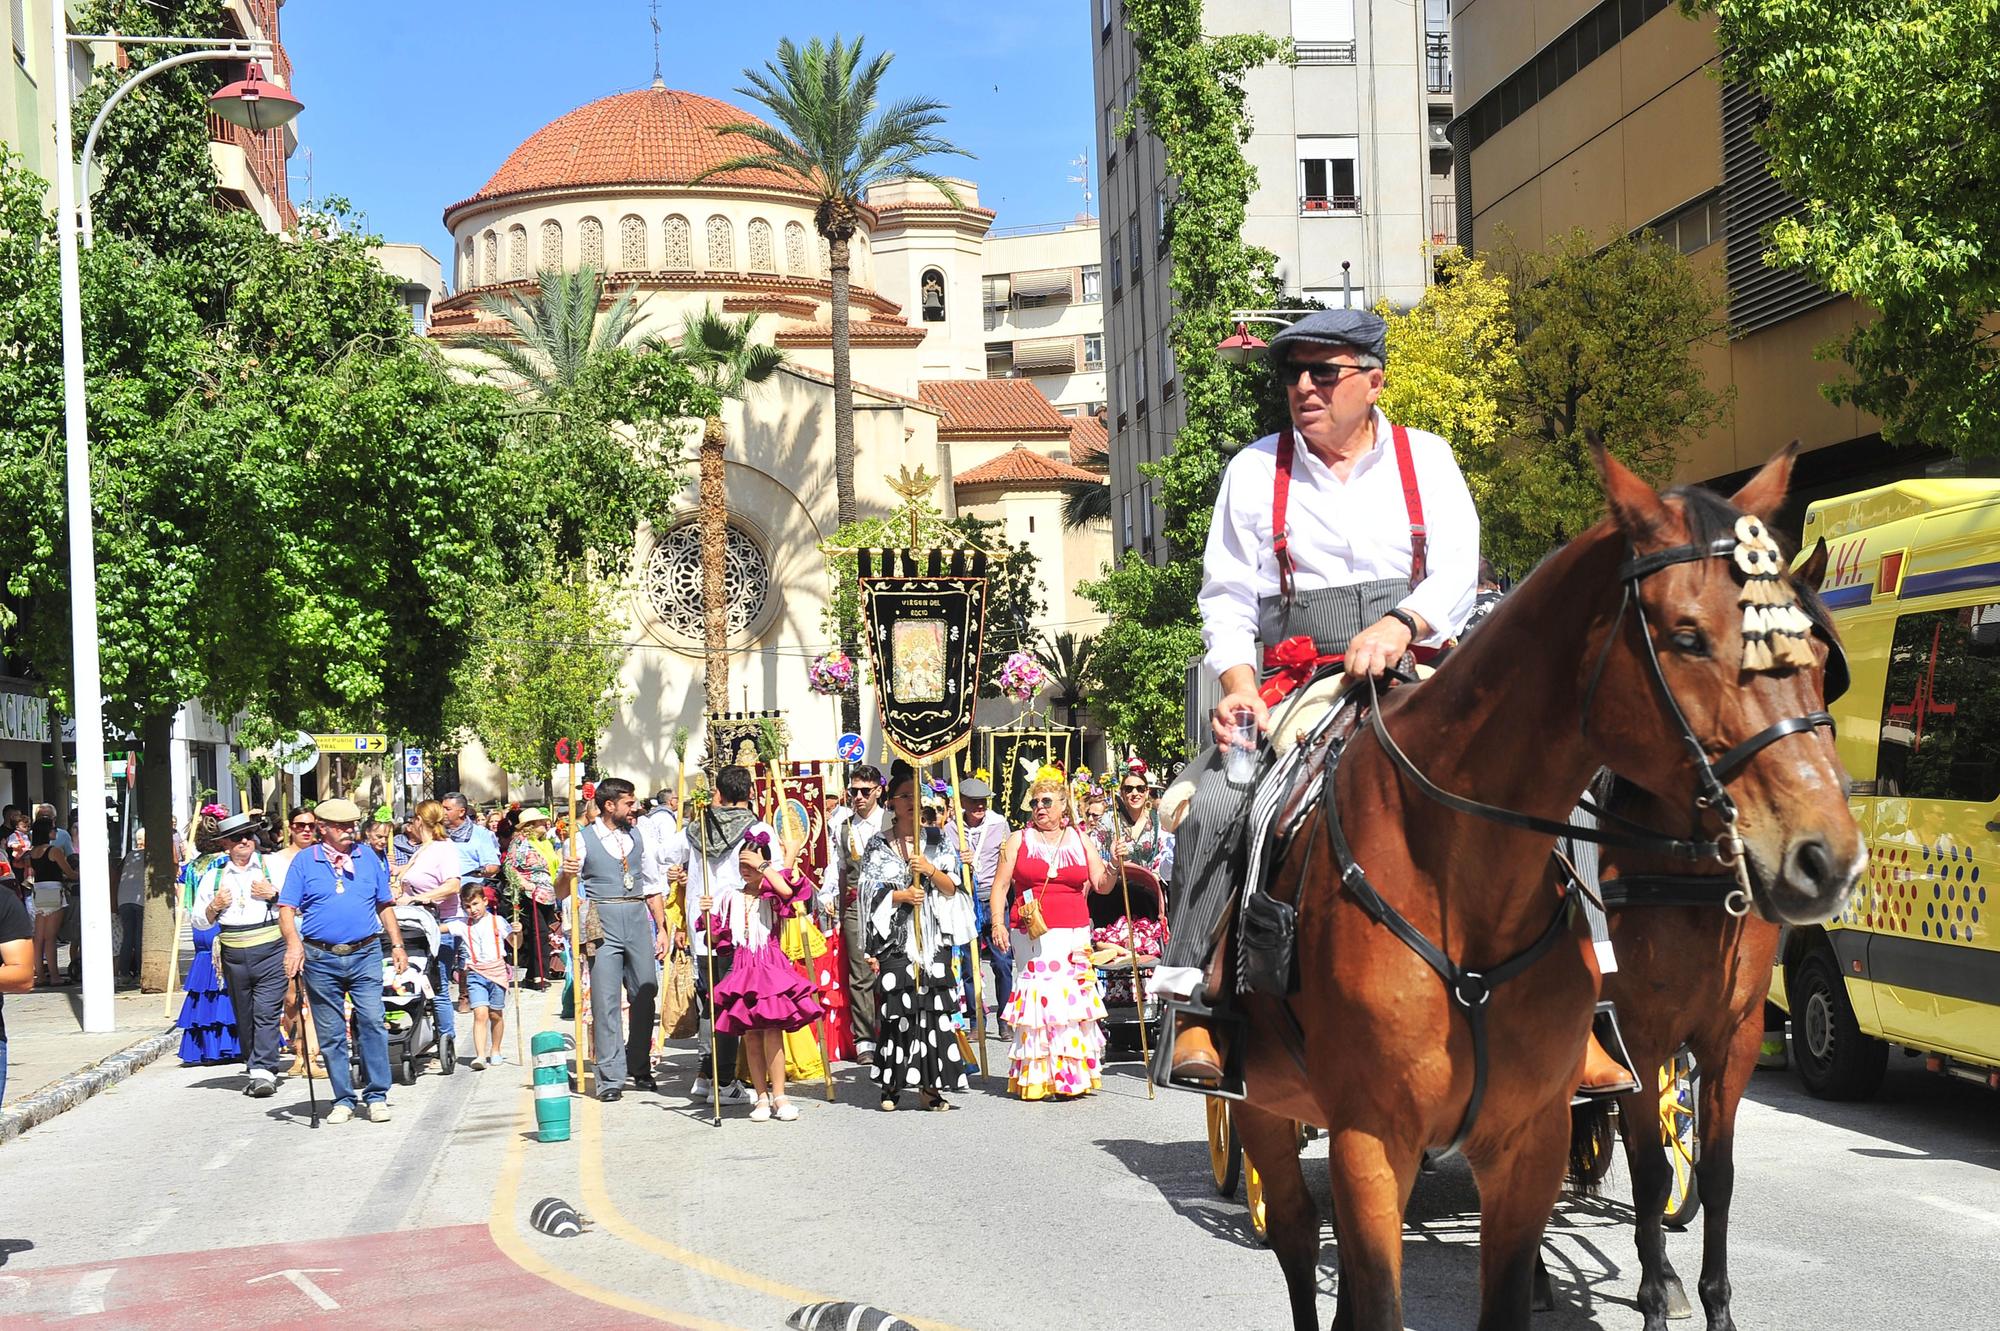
[1570,999,1644,1104]
[1152,1000,1247,1101]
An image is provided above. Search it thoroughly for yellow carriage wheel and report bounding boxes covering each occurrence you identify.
[1245,1154,1271,1245]
[1659,1049,1702,1229]
[1207,1095,1242,1198]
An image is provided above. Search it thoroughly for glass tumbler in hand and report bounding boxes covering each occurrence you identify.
[1223,706,1262,785]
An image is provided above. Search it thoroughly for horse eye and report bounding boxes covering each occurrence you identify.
[1669,627,1709,656]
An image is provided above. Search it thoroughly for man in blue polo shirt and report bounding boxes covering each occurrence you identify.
[279,797,408,1124]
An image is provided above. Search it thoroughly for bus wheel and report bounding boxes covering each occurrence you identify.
[1793,951,1888,1101]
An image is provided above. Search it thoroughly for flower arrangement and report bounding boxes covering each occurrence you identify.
[995,650,1046,703]
[807,648,856,696]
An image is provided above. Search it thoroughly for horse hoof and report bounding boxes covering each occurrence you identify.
[1665,1274,1693,1320]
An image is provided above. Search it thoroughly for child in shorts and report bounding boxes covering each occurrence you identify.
[461,884,513,1069]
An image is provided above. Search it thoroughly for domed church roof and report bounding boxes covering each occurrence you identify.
[444,87,811,222]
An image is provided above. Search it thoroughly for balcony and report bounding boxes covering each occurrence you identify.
[1426,33,1453,95]
[1299,194,1361,216]
[1295,40,1357,66]
[1430,194,1457,247]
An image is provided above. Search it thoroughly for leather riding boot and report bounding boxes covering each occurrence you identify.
[1578,1031,1635,1095]
[1171,1016,1225,1087]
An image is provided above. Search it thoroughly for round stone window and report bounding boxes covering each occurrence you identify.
[644,521,771,643]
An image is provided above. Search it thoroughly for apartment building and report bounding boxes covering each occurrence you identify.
[1452,0,1916,514]
[981,218,1107,418]
[1093,0,1455,564]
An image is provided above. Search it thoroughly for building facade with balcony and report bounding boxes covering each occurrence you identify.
[1091,0,1455,566]
[980,218,1107,418]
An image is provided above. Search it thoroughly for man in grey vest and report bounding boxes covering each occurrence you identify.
[557,777,668,1102]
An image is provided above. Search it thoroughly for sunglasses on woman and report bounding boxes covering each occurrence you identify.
[290,821,315,831]
[1030,796,1060,809]
[1121,784,1148,794]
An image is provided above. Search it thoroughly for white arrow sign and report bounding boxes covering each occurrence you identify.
[248,1268,342,1312]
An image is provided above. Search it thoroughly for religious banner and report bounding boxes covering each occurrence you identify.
[982,725,1081,816]
[857,548,989,763]
[704,710,786,771]
[755,765,828,878]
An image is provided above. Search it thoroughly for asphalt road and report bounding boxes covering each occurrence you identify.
[2,994,1996,1330]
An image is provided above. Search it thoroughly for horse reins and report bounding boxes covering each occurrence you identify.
[1319,526,1835,1155]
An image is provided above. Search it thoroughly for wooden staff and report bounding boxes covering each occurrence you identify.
[661,725,689,1054]
[509,855,526,1076]
[692,777,721,1126]
[1110,824,1156,1101]
[944,765,990,1077]
[568,763,588,1097]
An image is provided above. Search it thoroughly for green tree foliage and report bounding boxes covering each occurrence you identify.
[1078,0,1285,764]
[451,574,627,783]
[1491,228,1729,567]
[1374,248,1518,498]
[1697,0,1999,450]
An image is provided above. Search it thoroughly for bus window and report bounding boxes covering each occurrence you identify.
[1877,603,2000,801]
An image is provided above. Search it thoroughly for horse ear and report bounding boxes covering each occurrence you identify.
[1591,433,1670,543]
[1794,535,1830,588]
[1728,441,1799,520]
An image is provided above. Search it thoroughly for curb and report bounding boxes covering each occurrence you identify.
[0,1026,179,1145]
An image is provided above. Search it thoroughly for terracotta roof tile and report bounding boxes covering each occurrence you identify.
[955,446,1107,490]
[444,88,809,222]
[1067,412,1109,466]
[918,379,1074,439]
[775,320,929,347]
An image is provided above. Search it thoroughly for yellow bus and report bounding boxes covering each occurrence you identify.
[1776,478,2000,1098]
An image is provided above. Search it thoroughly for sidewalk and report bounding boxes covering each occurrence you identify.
[2,985,179,1136]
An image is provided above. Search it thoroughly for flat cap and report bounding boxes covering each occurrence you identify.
[1268,308,1388,366]
[313,797,363,824]
[958,776,993,800]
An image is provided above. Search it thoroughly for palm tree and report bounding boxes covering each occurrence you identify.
[1035,632,1097,732]
[1061,477,1112,531]
[697,35,971,530]
[671,304,787,718]
[465,266,646,396]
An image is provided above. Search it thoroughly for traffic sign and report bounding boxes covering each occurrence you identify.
[554,737,576,764]
[277,732,319,777]
[836,732,865,762]
[403,748,424,787]
[312,734,389,754]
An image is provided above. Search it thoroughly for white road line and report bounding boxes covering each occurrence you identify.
[1917,1194,2000,1228]
[202,1137,251,1171]
[67,1269,116,1317]
[247,1268,342,1312]
[121,1207,178,1247]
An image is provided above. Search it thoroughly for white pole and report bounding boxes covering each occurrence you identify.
[53,10,114,1034]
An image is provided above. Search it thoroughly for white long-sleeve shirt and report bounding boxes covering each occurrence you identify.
[1199,410,1479,679]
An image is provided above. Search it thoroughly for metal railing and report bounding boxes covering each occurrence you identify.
[1295,40,1357,65]
[1426,33,1452,95]
[1430,194,1457,247]
[1298,194,1361,215]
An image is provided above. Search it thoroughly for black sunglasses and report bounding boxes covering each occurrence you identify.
[1030,796,1061,809]
[1121,784,1148,793]
[290,821,315,830]
[1282,360,1370,389]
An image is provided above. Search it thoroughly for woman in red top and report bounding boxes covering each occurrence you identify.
[988,769,1113,1100]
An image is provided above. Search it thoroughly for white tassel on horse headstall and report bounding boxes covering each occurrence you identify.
[1733,515,1814,673]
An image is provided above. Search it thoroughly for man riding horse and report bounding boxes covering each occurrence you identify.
[1155,307,1634,1095]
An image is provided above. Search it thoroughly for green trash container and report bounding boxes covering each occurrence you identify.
[532,1029,572,1142]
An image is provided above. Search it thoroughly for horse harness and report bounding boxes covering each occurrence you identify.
[1308,528,1840,1155]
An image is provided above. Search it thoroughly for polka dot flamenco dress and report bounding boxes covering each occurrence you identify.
[861,835,971,1106]
[1002,827,1106,1100]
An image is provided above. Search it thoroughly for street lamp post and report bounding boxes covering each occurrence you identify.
[51,18,300,1034]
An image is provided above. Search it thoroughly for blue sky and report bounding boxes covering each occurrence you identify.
[282,1,1099,278]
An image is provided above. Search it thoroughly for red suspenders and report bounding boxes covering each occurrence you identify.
[1270,421,1427,605]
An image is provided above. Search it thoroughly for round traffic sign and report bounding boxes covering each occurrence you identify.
[836,732,864,762]
[554,737,574,764]
[277,731,319,777]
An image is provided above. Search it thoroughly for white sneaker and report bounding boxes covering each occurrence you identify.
[748,1096,773,1123]
[690,1077,713,1098]
[488,1052,506,1066]
[719,1081,757,1105]
[470,1056,486,1070]
[361,1102,392,1123]
[773,1098,800,1122]
[324,1104,354,1125]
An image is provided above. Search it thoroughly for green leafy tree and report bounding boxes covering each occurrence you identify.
[1696,0,1998,451]
[673,304,786,718]
[1490,228,1731,567]
[1034,632,1097,732]
[1079,0,1285,764]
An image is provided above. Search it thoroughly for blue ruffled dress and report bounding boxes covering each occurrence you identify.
[176,864,241,1064]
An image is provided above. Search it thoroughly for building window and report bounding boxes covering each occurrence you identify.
[1100,0,1114,38]
[1299,137,1361,213]
[818,234,832,277]
[747,218,776,272]
[1641,191,1725,256]
[1462,0,1675,153]
[706,215,735,271]
[1156,191,1171,255]
[1128,214,1143,279]
[661,215,692,270]
[1121,493,1133,550]
[783,221,809,275]
[1134,347,1147,414]
[539,219,563,271]
[11,0,28,68]
[458,239,474,289]
[986,341,1014,377]
[1084,333,1104,368]
[1875,605,2000,804]
[481,229,498,284]
[1291,0,1356,65]
[507,224,528,279]
[1104,103,1120,154]
[646,522,771,644]
[1081,264,1102,302]
[1122,73,1137,142]
[1109,234,1123,296]
[920,266,947,322]
[617,215,647,271]
[579,217,604,270]
[1161,339,1176,396]
[1141,485,1155,547]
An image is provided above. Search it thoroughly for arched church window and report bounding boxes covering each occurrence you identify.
[459,239,474,289]
[920,266,946,322]
[540,219,563,271]
[645,522,770,643]
[481,229,498,284]
[620,215,648,271]
[817,235,831,277]
[579,217,604,271]
[784,221,809,275]
[706,215,735,271]
[747,219,775,273]
[661,215,692,270]
[507,224,528,279]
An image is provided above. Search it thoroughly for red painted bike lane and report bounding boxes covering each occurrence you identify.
[0,1224,664,1329]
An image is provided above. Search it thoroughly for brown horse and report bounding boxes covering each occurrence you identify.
[1561,538,1841,1331]
[1228,446,1863,1331]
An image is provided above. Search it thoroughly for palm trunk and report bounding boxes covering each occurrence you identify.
[137,708,179,993]
[828,229,864,737]
[699,415,730,720]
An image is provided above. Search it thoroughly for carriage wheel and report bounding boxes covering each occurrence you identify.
[1207,1096,1242,1198]
[1245,1154,1271,1244]
[1659,1049,1702,1230]
[1570,1099,1618,1186]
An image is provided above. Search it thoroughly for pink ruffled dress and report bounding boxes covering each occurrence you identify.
[712,868,826,1037]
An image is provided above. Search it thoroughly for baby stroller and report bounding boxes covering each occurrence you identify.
[384,905,456,1084]
[1087,862,1168,1056]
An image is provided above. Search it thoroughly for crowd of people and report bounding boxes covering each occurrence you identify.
[133,750,1176,1125]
